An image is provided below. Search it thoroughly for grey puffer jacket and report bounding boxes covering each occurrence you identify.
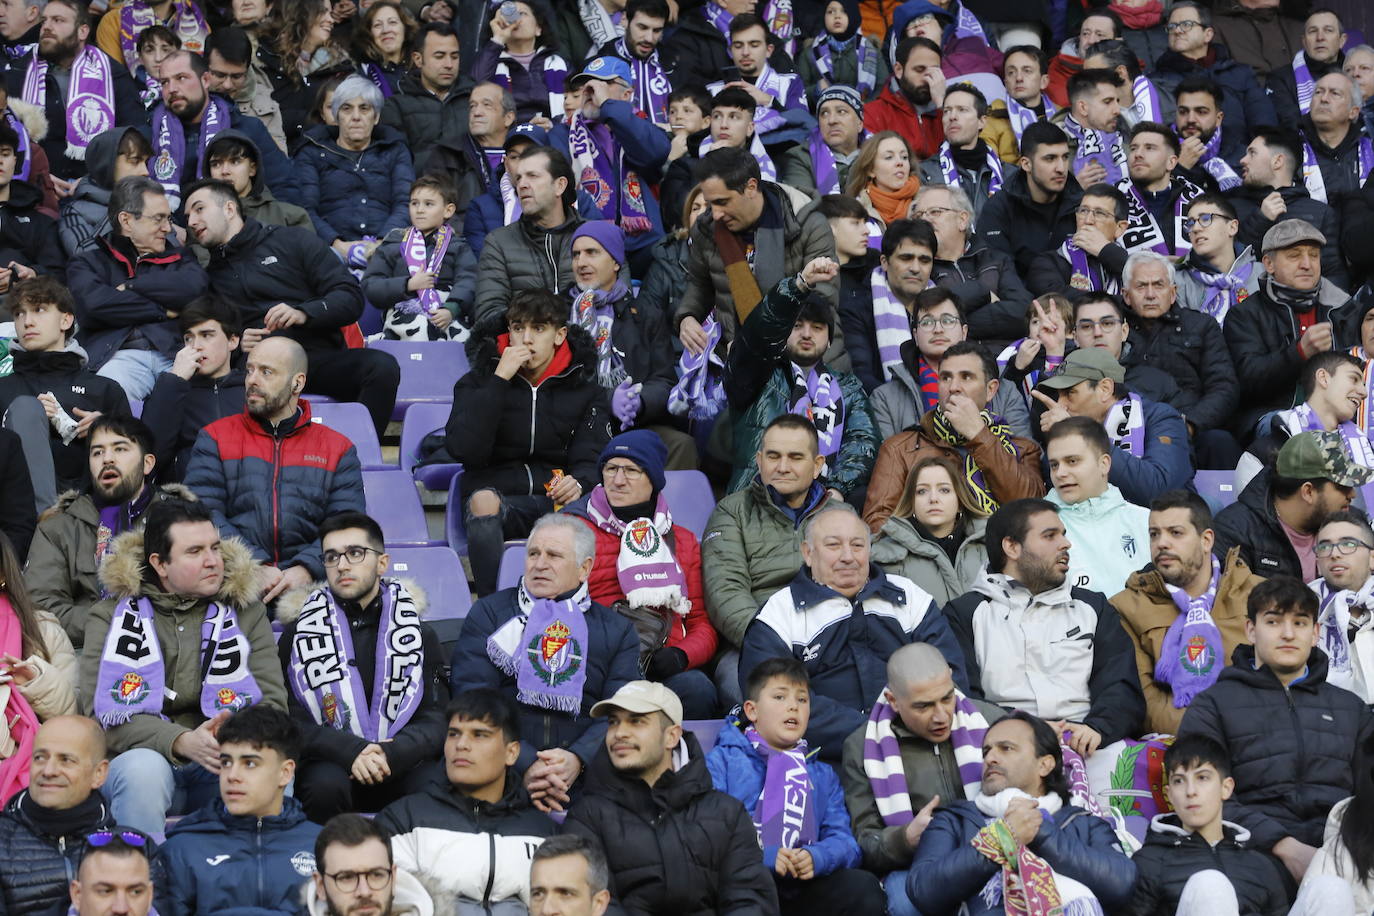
[871,515,989,607]
[472,210,588,326]
[869,341,1032,440]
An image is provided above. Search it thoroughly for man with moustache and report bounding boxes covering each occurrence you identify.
[591,0,675,127]
[1172,77,1245,190]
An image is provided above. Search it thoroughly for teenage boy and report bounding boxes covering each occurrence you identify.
[817,193,882,393]
[1126,734,1290,915]
[706,657,886,916]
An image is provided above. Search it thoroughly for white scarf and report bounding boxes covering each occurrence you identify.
[1309,576,1374,696]
[699,133,776,180]
[578,0,623,49]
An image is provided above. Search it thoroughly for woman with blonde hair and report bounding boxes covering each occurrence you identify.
[871,455,989,604]
[845,130,920,228]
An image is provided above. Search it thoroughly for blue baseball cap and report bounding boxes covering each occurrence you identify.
[569,55,635,89]
[503,123,549,150]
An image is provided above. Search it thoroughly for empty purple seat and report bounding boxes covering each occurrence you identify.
[366,339,469,420]
[664,470,715,539]
[362,469,432,546]
[444,470,468,555]
[308,401,389,469]
[684,718,725,753]
[400,402,461,491]
[496,540,527,590]
[385,546,472,619]
[1193,470,1238,514]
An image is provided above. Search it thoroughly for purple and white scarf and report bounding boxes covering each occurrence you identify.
[811,33,879,96]
[862,686,988,825]
[614,37,671,126]
[499,171,520,224]
[572,281,631,389]
[1310,576,1374,693]
[491,51,567,118]
[708,63,799,135]
[1190,250,1254,324]
[699,132,776,180]
[1118,175,1204,255]
[1192,125,1240,191]
[1126,75,1163,124]
[2,109,30,181]
[870,264,911,381]
[94,596,261,727]
[668,311,727,420]
[286,580,425,742]
[809,127,846,195]
[1062,113,1125,185]
[585,486,689,614]
[395,225,452,318]
[23,45,115,160]
[1302,133,1374,204]
[952,2,988,42]
[363,62,395,99]
[745,723,817,850]
[578,0,623,49]
[704,1,733,40]
[568,113,653,235]
[149,93,231,205]
[790,362,844,466]
[487,579,592,714]
[762,0,796,57]
[118,0,206,71]
[1154,555,1223,707]
[936,141,1003,198]
[1292,51,1317,116]
[1105,392,1146,456]
[1006,95,1053,143]
[1288,402,1374,509]
[1058,239,1118,294]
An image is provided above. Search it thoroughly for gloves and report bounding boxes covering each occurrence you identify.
[612,380,642,430]
[646,646,688,681]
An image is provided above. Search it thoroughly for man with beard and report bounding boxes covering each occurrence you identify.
[1307,510,1374,704]
[1268,9,1348,128]
[916,83,1002,225]
[591,0,674,127]
[278,512,448,823]
[305,813,433,916]
[4,0,146,185]
[946,499,1145,758]
[147,50,292,208]
[1172,77,1244,192]
[1113,489,1265,736]
[1298,71,1371,208]
[1117,122,1205,256]
[184,336,366,606]
[865,36,945,159]
[979,121,1084,279]
[1057,68,1126,190]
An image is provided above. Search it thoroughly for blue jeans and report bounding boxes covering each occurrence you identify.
[105,747,220,837]
[884,869,922,916]
[97,350,173,401]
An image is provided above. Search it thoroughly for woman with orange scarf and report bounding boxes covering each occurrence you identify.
[847,130,921,229]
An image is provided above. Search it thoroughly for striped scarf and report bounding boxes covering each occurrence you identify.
[870,264,912,380]
[917,357,940,413]
[862,687,988,825]
[927,408,1021,515]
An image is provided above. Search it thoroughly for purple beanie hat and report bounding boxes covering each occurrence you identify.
[571,220,626,266]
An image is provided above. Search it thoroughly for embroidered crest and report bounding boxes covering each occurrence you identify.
[1235,287,1250,304]
[1121,534,1137,557]
[321,690,351,729]
[1070,271,1091,291]
[110,671,148,705]
[1180,634,1215,676]
[214,686,249,712]
[624,518,661,558]
[153,149,177,181]
[580,167,612,209]
[526,620,583,687]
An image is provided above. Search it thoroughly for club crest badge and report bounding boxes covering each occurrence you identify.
[625,518,660,558]
[527,619,583,687]
[110,671,148,705]
[321,690,350,729]
[214,686,250,712]
[1180,634,1215,676]
[153,149,177,181]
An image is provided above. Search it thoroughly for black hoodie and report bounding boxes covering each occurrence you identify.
[0,177,64,279]
[206,128,311,230]
[142,366,246,482]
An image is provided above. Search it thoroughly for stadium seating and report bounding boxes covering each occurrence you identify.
[366,339,469,421]
[362,469,434,546]
[1193,470,1239,514]
[400,402,461,491]
[309,401,389,470]
[664,470,715,539]
[496,540,527,590]
[385,545,472,619]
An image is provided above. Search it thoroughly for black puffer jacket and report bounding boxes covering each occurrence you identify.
[931,232,1032,346]
[1230,183,1347,291]
[563,733,781,916]
[0,179,64,279]
[379,72,476,172]
[141,368,245,482]
[1212,471,1301,580]
[1124,815,1289,916]
[0,790,115,916]
[473,211,588,326]
[1178,645,1374,851]
[1125,305,1238,431]
[445,322,611,500]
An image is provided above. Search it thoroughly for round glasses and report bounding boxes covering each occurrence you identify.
[325,868,393,893]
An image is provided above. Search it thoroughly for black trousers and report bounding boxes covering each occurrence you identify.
[304,347,401,437]
[777,867,888,916]
[295,757,443,823]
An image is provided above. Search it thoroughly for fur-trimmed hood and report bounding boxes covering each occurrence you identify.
[97,527,263,608]
[8,98,47,144]
[274,576,430,624]
[41,482,196,524]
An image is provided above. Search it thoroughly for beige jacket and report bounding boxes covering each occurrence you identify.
[0,609,78,760]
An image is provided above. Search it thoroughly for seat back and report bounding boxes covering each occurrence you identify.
[1193,469,1238,514]
[363,469,432,545]
[308,401,387,469]
[385,546,472,619]
[664,470,715,539]
[366,340,470,420]
[496,540,528,590]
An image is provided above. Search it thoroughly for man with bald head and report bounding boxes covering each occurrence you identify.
[1300,71,1371,207]
[185,335,366,603]
[0,715,117,914]
[739,504,967,761]
[840,643,1003,916]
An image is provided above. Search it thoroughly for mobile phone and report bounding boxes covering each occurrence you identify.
[721,65,740,83]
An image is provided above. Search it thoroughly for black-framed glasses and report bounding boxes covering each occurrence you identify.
[1165,19,1201,32]
[915,314,962,330]
[325,868,393,892]
[322,545,383,567]
[1315,538,1374,557]
[1183,213,1228,233]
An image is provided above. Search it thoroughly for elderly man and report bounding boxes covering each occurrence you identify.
[1173,193,1260,325]
[1224,218,1354,437]
[1027,181,1130,298]
[68,832,156,916]
[80,498,287,836]
[1300,71,1371,207]
[1269,9,1349,127]
[739,502,967,760]
[917,84,1002,225]
[0,716,116,915]
[841,643,1004,916]
[66,176,209,400]
[449,514,640,812]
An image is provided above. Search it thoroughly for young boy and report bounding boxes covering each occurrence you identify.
[362,174,477,341]
[706,657,886,916]
[1127,734,1289,915]
[998,292,1073,407]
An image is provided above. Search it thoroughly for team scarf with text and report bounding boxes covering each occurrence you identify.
[1174,123,1240,191]
[1126,75,1163,124]
[1154,555,1223,707]
[579,0,623,47]
[763,0,796,56]
[1006,94,1054,142]
[1190,249,1254,324]
[1118,175,1204,255]
[1302,133,1374,204]
[572,281,631,389]
[1292,50,1317,115]
[362,62,395,99]
[585,486,689,614]
[668,311,727,421]
[1105,392,1146,456]
[1059,240,1118,294]
[23,44,114,160]
[1062,113,1125,185]
[745,723,817,849]
[395,225,452,317]
[812,32,879,96]
[936,141,1002,196]
[568,113,652,234]
[1310,575,1374,692]
[614,37,671,125]
[928,408,1021,515]
[870,264,912,380]
[789,362,844,464]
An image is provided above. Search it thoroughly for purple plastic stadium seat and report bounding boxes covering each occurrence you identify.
[685,718,725,753]
[400,402,461,491]
[362,469,433,546]
[385,546,472,619]
[308,401,389,469]
[496,540,527,590]
[1193,470,1238,514]
[664,470,715,539]
[365,339,469,420]
[444,470,468,555]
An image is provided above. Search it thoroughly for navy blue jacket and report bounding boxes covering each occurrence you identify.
[66,234,210,370]
[1150,44,1275,146]
[1107,395,1192,509]
[153,797,321,916]
[141,369,245,483]
[907,800,1137,916]
[838,251,882,393]
[448,584,641,773]
[292,123,416,244]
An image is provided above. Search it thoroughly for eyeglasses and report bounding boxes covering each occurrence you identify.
[915,314,962,330]
[322,545,383,567]
[209,67,249,83]
[1075,317,1122,333]
[1075,206,1116,221]
[1165,19,1201,32]
[911,206,955,220]
[1315,538,1374,557]
[325,868,393,893]
[137,213,174,226]
[602,463,645,481]
[1182,213,1228,232]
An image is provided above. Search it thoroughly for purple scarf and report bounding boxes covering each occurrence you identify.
[1006,95,1053,143]
[952,2,987,41]
[1291,403,1374,510]
[491,50,567,117]
[2,109,30,181]
[1154,556,1223,707]
[744,724,817,850]
[1302,133,1374,204]
[286,580,425,742]
[704,1,733,40]
[936,141,1002,197]
[1063,113,1125,185]
[150,94,231,205]
[870,265,912,380]
[1128,75,1163,124]
[396,225,452,317]
[585,486,689,614]
[668,312,727,421]
[762,0,795,56]
[568,113,652,235]
[1191,252,1253,324]
[811,33,879,96]
[810,128,842,195]
[363,62,395,99]
[95,485,154,571]
[613,37,671,126]
[1293,50,1316,115]
[790,362,845,463]
[1059,240,1118,293]
[486,580,592,714]
[119,0,207,72]
[863,688,988,825]
[94,597,261,727]
[1178,123,1240,191]
[572,281,630,389]
[23,45,114,160]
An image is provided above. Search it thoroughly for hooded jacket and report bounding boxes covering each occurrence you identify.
[871,515,989,607]
[929,233,1031,344]
[1212,471,1310,581]
[1046,484,1150,597]
[0,178,64,279]
[1111,547,1263,737]
[1177,644,1374,851]
[1174,244,1261,319]
[1230,183,1347,291]
[141,368,246,483]
[66,233,210,369]
[212,128,311,230]
[946,572,1145,745]
[1126,815,1288,916]
[0,790,115,916]
[374,773,556,915]
[57,126,134,257]
[978,167,1085,279]
[868,339,1034,442]
[153,797,322,916]
[907,798,1137,916]
[293,122,415,243]
[1149,44,1276,146]
[472,210,588,326]
[740,566,967,760]
[183,400,366,579]
[563,733,781,916]
[445,322,610,501]
[78,527,287,761]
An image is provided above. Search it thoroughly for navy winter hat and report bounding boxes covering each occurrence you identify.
[599,429,667,492]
